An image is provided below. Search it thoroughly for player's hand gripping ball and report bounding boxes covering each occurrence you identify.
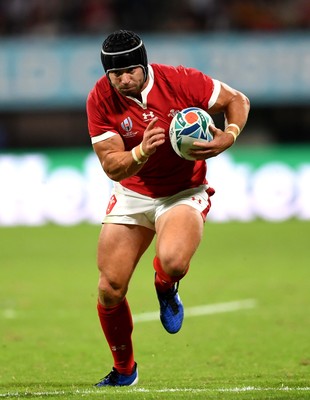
[169,107,214,160]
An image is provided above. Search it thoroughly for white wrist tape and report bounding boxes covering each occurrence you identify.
[226,123,241,136]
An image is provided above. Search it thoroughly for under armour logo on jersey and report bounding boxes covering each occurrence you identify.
[121,117,133,132]
[142,111,155,121]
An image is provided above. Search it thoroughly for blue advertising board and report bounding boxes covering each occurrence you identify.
[0,33,309,109]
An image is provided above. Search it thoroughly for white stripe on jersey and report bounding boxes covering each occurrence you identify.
[91,131,117,144]
[208,79,221,109]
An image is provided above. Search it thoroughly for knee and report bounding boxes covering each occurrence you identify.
[98,275,127,307]
[159,254,189,277]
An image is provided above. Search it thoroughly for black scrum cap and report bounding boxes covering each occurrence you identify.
[101,30,148,81]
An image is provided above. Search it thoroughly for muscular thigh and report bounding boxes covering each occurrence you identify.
[98,223,155,285]
[155,205,204,270]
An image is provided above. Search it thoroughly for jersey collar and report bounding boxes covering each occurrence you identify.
[126,64,154,108]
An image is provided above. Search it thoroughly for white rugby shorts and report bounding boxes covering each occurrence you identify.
[103,183,214,231]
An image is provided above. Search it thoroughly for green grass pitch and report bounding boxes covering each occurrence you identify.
[0,220,309,399]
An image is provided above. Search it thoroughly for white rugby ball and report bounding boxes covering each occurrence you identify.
[169,107,214,160]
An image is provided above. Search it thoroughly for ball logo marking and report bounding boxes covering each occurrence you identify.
[169,107,214,160]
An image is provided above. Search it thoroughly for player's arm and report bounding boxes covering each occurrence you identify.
[93,118,165,181]
[191,82,250,159]
[210,81,250,140]
[93,135,145,181]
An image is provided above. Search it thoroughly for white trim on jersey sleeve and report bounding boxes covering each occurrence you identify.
[208,79,221,109]
[91,131,117,144]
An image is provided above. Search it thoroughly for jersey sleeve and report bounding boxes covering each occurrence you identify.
[86,88,117,144]
[208,79,221,108]
[175,66,220,110]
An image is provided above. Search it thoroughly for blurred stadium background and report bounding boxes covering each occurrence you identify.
[0,0,310,226]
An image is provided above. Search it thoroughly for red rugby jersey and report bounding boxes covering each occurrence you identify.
[87,64,220,197]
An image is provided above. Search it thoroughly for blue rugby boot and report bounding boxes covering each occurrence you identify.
[156,281,184,334]
[95,362,138,387]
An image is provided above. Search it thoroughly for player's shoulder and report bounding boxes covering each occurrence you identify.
[87,75,112,105]
[151,63,205,80]
[151,63,187,74]
[88,75,111,97]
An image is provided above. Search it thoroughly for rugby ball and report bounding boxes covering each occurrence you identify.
[169,107,214,160]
